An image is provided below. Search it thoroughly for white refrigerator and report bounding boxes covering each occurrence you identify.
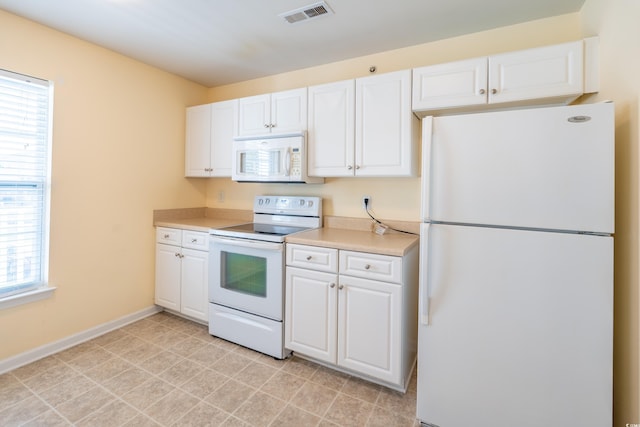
[417,103,614,427]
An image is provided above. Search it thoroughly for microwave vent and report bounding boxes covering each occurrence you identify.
[280,1,333,24]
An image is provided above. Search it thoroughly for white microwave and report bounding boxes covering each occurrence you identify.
[232,133,323,183]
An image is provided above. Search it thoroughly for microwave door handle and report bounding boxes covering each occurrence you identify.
[284,148,291,176]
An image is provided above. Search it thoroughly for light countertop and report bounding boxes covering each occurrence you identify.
[154,217,248,233]
[153,209,420,256]
[285,227,419,257]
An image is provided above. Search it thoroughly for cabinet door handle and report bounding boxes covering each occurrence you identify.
[306,255,312,260]
[491,88,498,94]
[174,252,181,257]
[338,284,344,290]
[479,88,486,95]
[347,165,353,170]
[264,124,270,128]
[355,165,360,170]
[330,283,336,288]
[270,123,276,128]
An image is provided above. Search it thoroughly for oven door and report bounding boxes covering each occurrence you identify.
[209,235,284,321]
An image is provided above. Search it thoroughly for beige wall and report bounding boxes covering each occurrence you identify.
[0,10,209,359]
[580,0,640,424]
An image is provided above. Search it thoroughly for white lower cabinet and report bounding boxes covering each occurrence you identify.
[285,243,418,391]
[155,227,209,322]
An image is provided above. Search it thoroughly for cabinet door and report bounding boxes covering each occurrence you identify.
[285,267,337,363]
[488,40,583,104]
[412,57,488,111]
[155,243,181,311]
[307,80,355,177]
[271,88,307,135]
[337,275,401,384]
[210,99,237,177]
[180,248,209,322]
[237,93,270,137]
[356,70,416,177]
[185,104,212,177]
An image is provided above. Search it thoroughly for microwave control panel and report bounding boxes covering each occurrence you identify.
[290,148,302,178]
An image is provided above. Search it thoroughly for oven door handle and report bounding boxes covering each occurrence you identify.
[211,236,283,252]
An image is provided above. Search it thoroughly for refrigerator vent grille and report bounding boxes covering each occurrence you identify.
[280,2,333,24]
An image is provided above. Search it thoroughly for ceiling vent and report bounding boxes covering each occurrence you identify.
[280,1,334,24]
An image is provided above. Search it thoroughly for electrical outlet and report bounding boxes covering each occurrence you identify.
[362,195,371,210]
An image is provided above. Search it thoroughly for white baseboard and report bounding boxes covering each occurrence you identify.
[0,305,162,375]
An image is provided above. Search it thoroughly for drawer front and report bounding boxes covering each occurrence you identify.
[286,244,338,273]
[156,227,182,245]
[339,250,402,283]
[182,230,209,251]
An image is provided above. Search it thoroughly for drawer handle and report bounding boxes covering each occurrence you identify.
[191,238,198,243]
[364,264,371,270]
[306,255,312,260]
[164,234,170,238]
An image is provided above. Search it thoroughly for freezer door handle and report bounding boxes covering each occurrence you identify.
[419,223,430,325]
[421,117,433,221]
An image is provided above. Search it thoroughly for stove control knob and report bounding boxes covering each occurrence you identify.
[299,199,305,206]
[258,199,263,205]
[308,200,314,207]
[265,198,270,205]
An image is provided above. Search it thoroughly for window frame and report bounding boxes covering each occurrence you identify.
[0,69,55,309]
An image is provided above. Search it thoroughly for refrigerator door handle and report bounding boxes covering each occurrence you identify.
[421,117,433,222]
[419,223,430,325]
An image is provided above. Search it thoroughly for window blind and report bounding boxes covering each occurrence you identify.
[0,69,52,298]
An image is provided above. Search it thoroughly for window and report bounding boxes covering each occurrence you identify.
[0,69,53,306]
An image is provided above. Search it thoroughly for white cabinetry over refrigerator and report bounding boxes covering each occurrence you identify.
[155,227,209,322]
[236,88,307,137]
[285,243,418,390]
[412,40,592,113]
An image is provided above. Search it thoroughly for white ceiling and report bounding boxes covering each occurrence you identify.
[0,0,586,87]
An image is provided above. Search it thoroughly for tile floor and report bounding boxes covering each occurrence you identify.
[0,312,419,426]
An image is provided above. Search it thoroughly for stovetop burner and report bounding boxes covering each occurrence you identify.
[210,196,322,243]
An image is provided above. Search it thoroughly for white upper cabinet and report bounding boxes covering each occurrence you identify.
[237,88,307,137]
[488,41,583,104]
[185,104,212,177]
[411,57,488,110]
[307,79,355,177]
[209,100,237,177]
[413,40,589,114]
[308,70,418,177]
[356,69,418,177]
[185,99,237,177]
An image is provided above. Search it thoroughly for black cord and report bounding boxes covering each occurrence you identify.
[365,204,418,236]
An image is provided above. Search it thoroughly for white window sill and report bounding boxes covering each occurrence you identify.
[0,286,56,310]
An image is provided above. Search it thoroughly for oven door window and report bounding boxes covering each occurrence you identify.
[221,251,267,297]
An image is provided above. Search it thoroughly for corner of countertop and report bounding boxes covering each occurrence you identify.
[323,215,420,235]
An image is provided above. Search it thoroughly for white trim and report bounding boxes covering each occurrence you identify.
[0,286,56,310]
[0,305,162,375]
